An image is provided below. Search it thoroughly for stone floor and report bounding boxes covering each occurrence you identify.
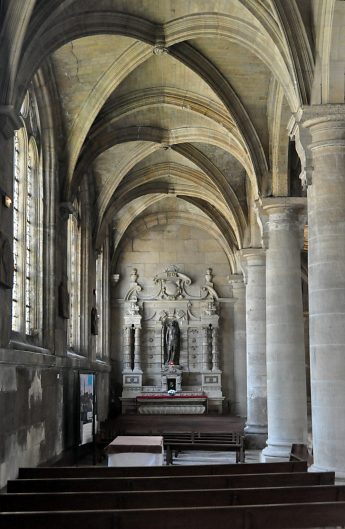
[165,449,281,466]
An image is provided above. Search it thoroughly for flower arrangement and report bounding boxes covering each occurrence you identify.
[167,389,176,396]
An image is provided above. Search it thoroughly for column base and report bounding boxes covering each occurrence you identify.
[262,440,296,459]
[245,433,267,450]
[244,423,267,435]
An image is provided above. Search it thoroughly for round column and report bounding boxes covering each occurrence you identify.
[229,274,247,417]
[241,249,267,434]
[133,327,142,372]
[300,108,345,475]
[262,200,307,458]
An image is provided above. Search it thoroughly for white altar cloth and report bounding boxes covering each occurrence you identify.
[105,435,164,467]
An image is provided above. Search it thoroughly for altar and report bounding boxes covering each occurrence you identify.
[136,393,208,415]
[118,266,225,414]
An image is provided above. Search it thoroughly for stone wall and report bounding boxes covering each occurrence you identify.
[0,347,110,490]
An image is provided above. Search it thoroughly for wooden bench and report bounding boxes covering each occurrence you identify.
[2,461,342,529]
[17,460,307,478]
[2,484,345,512]
[2,502,345,529]
[163,431,245,464]
[6,470,335,493]
[289,443,313,466]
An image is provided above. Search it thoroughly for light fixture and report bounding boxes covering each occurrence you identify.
[0,186,12,208]
[3,194,12,208]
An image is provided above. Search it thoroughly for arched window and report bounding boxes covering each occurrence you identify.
[67,201,81,350]
[12,90,43,338]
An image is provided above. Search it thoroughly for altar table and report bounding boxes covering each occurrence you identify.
[105,435,164,466]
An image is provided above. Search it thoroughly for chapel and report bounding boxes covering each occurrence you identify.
[0,0,345,490]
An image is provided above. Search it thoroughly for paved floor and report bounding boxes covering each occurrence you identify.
[165,449,279,466]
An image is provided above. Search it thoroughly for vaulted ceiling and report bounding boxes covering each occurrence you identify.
[4,0,345,271]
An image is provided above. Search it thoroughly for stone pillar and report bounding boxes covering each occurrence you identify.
[296,107,345,476]
[133,326,142,372]
[261,198,308,458]
[229,274,247,417]
[241,249,267,434]
[123,326,132,371]
[202,326,210,371]
[211,326,219,371]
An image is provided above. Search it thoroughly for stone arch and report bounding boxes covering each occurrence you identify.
[13,8,309,196]
[89,128,250,235]
[98,168,240,249]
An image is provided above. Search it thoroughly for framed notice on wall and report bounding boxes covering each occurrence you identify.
[79,372,96,445]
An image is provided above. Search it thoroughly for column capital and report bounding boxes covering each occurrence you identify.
[239,248,265,266]
[258,197,306,249]
[296,105,345,149]
[228,274,245,299]
[239,249,265,284]
[295,104,345,129]
[228,273,244,286]
[0,106,22,138]
[261,197,306,217]
[289,105,345,189]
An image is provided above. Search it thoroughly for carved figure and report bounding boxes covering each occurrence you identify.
[91,306,99,335]
[0,231,13,289]
[165,320,180,365]
[58,275,70,319]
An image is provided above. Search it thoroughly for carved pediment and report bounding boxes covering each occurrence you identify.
[123,265,219,304]
[153,265,191,300]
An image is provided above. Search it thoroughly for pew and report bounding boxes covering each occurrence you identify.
[7,470,335,493]
[289,443,313,466]
[2,458,342,529]
[17,460,308,478]
[1,484,345,512]
[2,502,345,529]
[163,432,245,464]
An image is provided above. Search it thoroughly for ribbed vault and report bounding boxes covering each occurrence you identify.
[2,0,325,271]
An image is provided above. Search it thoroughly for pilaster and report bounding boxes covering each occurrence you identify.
[228,273,247,417]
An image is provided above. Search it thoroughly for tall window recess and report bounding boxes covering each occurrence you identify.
[95,250,103,358]
[67,203,81,351]
[12,90,43,338]
[95,240,109,360]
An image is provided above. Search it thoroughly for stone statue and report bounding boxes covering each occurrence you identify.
[165,320,180,365]
[91,306,99,335]
[0,231,13,289]
[58,274,70,319]
[91,290,99,335]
